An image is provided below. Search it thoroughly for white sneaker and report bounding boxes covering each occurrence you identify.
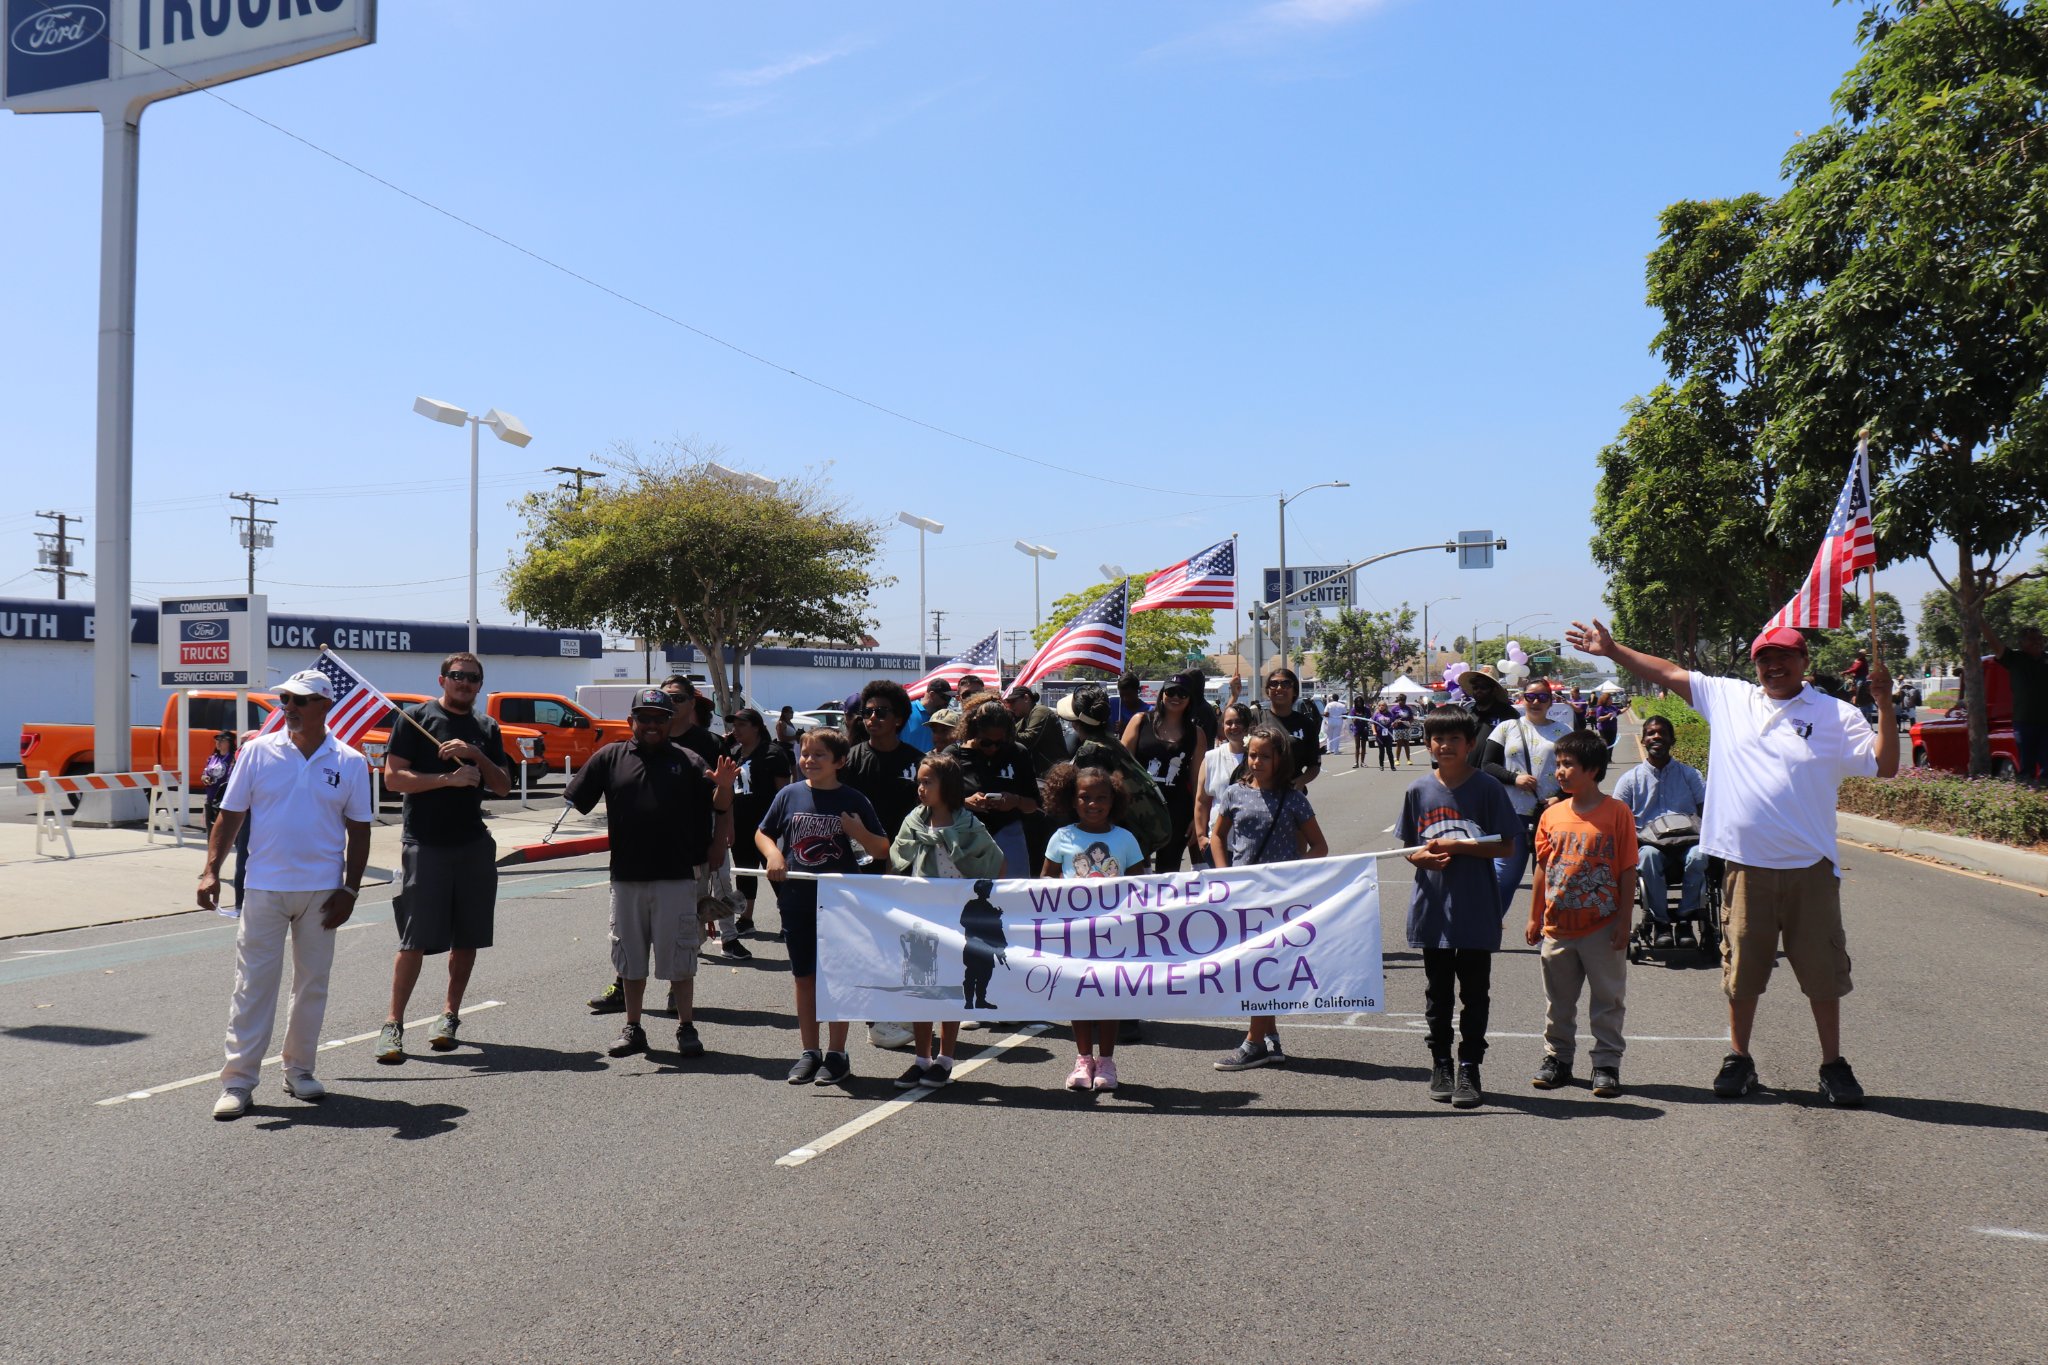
[866,1021,915,1050]
[283,1070,325,1102]
[212,1087,251,1120]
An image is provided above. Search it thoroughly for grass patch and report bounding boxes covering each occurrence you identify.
[1839,770,2048,851]
[1630,695,1710,772]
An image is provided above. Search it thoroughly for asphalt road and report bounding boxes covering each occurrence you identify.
[3,747,2043,1365]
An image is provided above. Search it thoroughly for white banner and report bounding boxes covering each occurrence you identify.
[816,854,1383,1022]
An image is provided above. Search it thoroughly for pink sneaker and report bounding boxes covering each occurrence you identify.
[1064,1055,1096,1090]
[1091,1056,1119,1092]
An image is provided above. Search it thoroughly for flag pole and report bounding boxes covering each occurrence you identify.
[322,645,442,749]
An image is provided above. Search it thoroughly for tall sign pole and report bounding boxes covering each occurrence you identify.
[5,0,377,820]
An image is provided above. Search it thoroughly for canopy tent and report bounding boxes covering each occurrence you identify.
[1381,675,1430,697]
[1594,678,1626,693]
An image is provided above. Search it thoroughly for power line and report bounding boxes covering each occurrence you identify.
[103,37,1242,503]
[548,465,606,497]
[1003,629,1032,670]
[34,510,86,600]
[929,610,948,660]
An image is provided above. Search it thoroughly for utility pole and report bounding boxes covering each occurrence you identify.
[929,610,947,661]
[549,465,605,497]
[34,511,87,599]
[1003,629,1031,671]
[229,492,278,595]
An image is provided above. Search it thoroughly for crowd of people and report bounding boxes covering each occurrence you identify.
[193,616,1899,1120]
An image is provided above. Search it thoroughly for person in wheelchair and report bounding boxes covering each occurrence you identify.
[1613,715,1708,947]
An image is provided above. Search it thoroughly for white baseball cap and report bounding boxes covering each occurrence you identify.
[277,669,335,701]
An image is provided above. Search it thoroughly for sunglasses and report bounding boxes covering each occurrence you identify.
[443,671,482,684]
[278,694,317,707]
[859,707,895,719]
[1265,680,1293,691]
[1524,692,1551,702]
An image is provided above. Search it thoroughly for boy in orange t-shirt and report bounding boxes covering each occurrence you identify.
[1525,729,1638,1097]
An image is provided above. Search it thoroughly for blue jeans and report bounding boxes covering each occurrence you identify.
[1637,842,1708,920]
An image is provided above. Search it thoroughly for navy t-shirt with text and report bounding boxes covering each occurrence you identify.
[757,781,886,916]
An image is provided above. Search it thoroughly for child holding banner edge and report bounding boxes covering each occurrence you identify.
[1211,723,1328,1072]
[889,753,1004,1090]
[1399,708,1520,1109]
[1041,763,1148,1092]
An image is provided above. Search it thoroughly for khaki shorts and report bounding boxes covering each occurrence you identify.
[609,875,706,982]
[1719,859,1852,1002]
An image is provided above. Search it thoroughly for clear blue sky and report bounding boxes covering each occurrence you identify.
[1,1,1974,665]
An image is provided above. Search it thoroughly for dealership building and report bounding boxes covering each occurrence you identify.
[0,597,924,766]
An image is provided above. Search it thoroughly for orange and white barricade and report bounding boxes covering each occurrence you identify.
[17,768,185,859]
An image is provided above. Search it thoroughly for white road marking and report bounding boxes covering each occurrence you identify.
[94,1000,505,1107]
[1973,1226,2048,1243]
[776,1024,1049,1168]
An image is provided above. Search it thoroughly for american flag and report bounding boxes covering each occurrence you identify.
[908,631,1003,701]
[257,648,397,749]
[1131,537,1236,613]
[1766,439,1878,631]
[1012,581,1128,688]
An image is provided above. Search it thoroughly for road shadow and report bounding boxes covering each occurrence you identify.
[251,1093,466,1140]
[1859,1094,2048,1132]
[639,1049,792,1083]
[408,1041,608,1076]
[691,1006,796,1033]
[2,1023,150,1047]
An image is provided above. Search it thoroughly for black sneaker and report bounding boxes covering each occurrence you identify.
[787,1050,824,1084]
[918,1059,954,1089]
[1263,1037,1286,1067]
[588,980,625,1014]
[1590,1066,1622,1098]
[1532,1054,1572,1090]
[674,1023,704,1059]
[813,1051,853,1086]
[720,937,753,960]
[1712,1051,1758,1098]
[1427,1058,1455,1102]
[892,1061,930,1090]
[1653,925,1676,948]
[735,914,755,936]
[1817,1057,1864,1108]
[607,1022,648,1058]
[1451,1062,1483,1108]
[1213,1038,1277,1071]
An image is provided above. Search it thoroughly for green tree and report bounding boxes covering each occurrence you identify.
[1809,592,1909,678]
[1590,195,1808,669]
[1761,1,2048,771]
[1451,634,1469,653]
[504,445,886,714]
[1031,576,1213,680]
[1918,546,2048,663]
[1306,605,1417,693]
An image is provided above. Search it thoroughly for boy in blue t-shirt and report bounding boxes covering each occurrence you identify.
[1397,707,1519,1110]
[758,728,890,1087]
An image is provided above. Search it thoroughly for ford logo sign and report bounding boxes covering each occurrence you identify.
[187,620,224,640]
[10,3,105,57]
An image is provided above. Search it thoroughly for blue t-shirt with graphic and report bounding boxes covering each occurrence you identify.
[1045,823,1145,879]
[1396,769,1521,950]
[758,781,885,914]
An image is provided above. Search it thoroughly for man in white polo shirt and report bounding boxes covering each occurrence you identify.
[1564,618,1896,1106]
[197,668,374,1120]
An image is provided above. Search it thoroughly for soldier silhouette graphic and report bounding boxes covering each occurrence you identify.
[958,879,1009,1010]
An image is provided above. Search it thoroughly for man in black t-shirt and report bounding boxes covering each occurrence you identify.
[565,689,736,1060]
[1258,667,1322,789]
[844,680,925,843]
[376,652,513,1064]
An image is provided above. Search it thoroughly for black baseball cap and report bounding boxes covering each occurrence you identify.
[631,688,674,715]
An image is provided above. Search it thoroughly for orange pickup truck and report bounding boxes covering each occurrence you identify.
[19,692,547,783]
[372,694,547,777]
[483,692,635,772]
[19,692,279,782]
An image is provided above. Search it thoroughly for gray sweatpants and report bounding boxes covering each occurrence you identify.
[1539,929,1628,1070]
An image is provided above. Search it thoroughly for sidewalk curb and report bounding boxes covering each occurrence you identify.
[1838,811,2048,890]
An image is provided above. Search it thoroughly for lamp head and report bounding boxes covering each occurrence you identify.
[413,396,467,427]
[481,408,532,448]
[898,511,944,534]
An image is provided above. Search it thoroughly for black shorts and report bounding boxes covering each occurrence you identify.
[393,835,497,955]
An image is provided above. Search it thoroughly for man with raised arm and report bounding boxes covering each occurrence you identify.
[1564,618,1896,1106]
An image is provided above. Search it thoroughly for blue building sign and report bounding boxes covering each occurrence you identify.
[0,597,599,660]
[4,1,110,98]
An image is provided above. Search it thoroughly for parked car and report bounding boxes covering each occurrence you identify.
[786,708,844,733]
[1910,656,2018,775]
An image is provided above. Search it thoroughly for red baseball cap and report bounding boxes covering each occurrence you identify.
[1750,625,1809,659]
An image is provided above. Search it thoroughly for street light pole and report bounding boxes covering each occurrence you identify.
[899,511,944,674]
[1420,594,1459,678]
[1014,540,1058,626]
[1277,481,1349,669]
[415,397,533,654]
